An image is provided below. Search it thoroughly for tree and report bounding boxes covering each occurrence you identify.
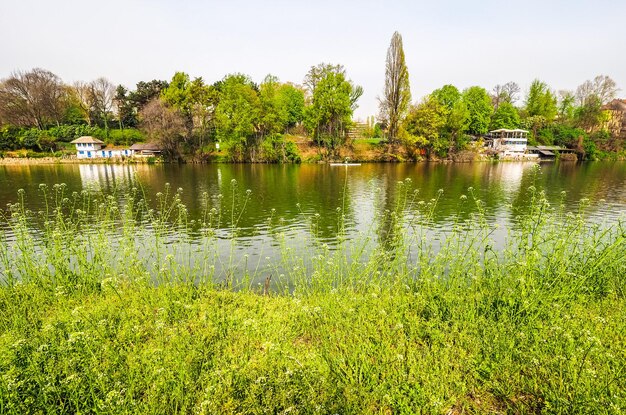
[114,85,135,128]
[378,31,411,143]
[525,79,557,122]
[462,86,493,135]
[431,85,461,110]
[89,77,116,135]
[490,102,520,129]
[403,96,448,157]
[277,83,305,130]
[304,63,344,92]
[213,74,262,160]
[575,75,618,106]
[557,90,576,121]
[303,64,360,155]
[259,74,284,136]
[431,85,470,150]
[139,98,186,160]
[492,81,520,109]
[71,81,94,126]
[129,80,169,110]
[0,68,66,129]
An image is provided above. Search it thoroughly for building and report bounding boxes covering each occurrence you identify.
[71,136,105,159]
[71,136,133,159]
[71,137,162,159]
[129,143,163,157]
[485,129,529,158]
[526,145,576,160]
[601,99,626,138]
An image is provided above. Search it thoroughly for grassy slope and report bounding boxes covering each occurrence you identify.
[1,272,624,414]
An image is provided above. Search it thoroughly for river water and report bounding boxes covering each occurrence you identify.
[1,162,625,280]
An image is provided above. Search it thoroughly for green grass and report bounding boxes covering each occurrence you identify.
[0,182,624,414]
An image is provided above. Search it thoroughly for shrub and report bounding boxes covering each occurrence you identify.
[260,134,301,163]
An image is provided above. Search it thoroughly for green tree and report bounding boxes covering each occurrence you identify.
[557,90,576,122]
[161,72,212,149]
[303,64,360,155]
[129,80,169,110]
[462,86,493,135]
[525,79,557,121]
[403,96,448,157]
[490,102,520,129]
[276,83,305,130]
[114,85,135,128]
[431,85,470,151]
[431,85,461,110]
[214,74,261,161]
[379,31,411,143]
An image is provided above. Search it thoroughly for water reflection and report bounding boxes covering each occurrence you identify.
[1,162,625,258]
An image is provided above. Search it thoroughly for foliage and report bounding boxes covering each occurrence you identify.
[403,96,448,156]
[213,74,261,161]
[431,84,461,110]
[537,124,586,147]
[462,86,493,135]
[303,64,360,155]
[379,31,411,143]
[431,85,470,151]
[259,133,301,163]
[525,79,557,122]
[490,101,520,130]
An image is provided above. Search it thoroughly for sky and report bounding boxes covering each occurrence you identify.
[1,0,625,119]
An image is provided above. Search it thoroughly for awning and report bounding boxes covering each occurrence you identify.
[539,150,555,156]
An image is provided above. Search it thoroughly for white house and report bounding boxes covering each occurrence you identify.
[71,136,133,159]
[486,129,532,158]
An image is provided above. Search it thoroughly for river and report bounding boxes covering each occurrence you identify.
[1,162,625,281]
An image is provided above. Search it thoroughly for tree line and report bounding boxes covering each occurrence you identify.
[0,65,362,162]
[378,31,622,160]
[0,31,622,161]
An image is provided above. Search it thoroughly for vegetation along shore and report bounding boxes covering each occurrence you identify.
[1,32,625,163]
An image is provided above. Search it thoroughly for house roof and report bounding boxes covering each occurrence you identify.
[601,99,626,112]
[71,136,105,144]
[489,129,529,133]
[129,142,162,151]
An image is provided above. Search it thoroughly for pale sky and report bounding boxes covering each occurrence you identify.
[1,0,624,119]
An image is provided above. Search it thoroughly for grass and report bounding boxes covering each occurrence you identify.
[0,181,625,414]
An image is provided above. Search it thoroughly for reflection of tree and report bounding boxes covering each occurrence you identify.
[510,162,626,223]
[374,175,407,256]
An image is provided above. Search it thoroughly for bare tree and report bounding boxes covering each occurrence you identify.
[72,81,95,126]
[0,68,66,128]
[575,75,619,106]
[378,31,411,143]
[89,77,116,133]
[492,81,520,109]
[139,98,186,160]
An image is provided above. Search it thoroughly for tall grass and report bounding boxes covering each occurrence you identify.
[0,180,624,414]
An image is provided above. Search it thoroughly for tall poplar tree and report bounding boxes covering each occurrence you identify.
[379,31,411,143]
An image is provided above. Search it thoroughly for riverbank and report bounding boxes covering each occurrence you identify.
[0,156,160,165]
[1,187,624,413]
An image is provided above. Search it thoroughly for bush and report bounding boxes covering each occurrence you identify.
[259,134,301,163]
[107,128,144,146]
